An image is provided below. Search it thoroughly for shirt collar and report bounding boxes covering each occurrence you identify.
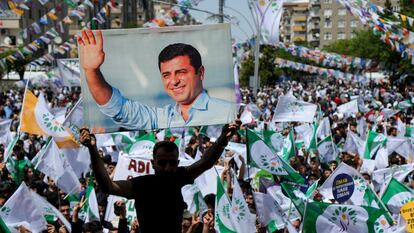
[190,90,209,110]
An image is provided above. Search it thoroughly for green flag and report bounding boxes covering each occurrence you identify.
[303,202,393,233]
[363,131,387,159]
[247,129,304,183]
[280,182,308,216]
[214,176,236,233]
[0,216,10,233]
[127,132,156,155]
[79,177,99,223]
[280,129,295,162]
[381,178,414,215]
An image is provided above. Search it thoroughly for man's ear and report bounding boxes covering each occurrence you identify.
[198,66,205,81]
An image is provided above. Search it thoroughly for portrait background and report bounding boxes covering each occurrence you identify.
[80,24,236,133]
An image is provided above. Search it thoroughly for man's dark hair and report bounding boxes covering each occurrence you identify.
[153,141,179,158]
[60,199,70,207]
[158,43,202,72]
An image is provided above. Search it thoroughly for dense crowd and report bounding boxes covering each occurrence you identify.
[0,76,413,232]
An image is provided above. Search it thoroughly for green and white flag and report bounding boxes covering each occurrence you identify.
[215,176,236,233]
[263,130,285,153]
[247,129,304,183]
[79,178,99,223]
[344,131,365,156]
[397,100,413,110]
[230,175,256,233]
[319,163,387,212]
[316,117,337,163]
[0,216,10,233]
[32,190,71,231]
[112,132,136,151]
[280,182,309,216]
[272,95,317,123]
[0,183,47,233]
[303,202,392,233]
[127,132,156,155]
[295,123,317,153]
[372,164,414,191]
[363,131,387,159]
[278,129,296,162]
[381,178,414,215]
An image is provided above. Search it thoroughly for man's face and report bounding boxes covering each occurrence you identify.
[151,147,179,176]
[160,55,204,105]
[60,205,71,220]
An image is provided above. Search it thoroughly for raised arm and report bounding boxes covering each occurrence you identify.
[80,128,134,199]
[77,29,112,105]
[185,123,238,181]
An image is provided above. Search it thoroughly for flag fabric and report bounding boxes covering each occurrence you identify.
[372,164,414,191]
[0,216,10,233]
[344,131,365,156]
[253,0,285,44]
[279,129,296,162]
[387,137,413,160]
[20,90,76,148]
[381,178,414,215]
[246,129,304,183]
[303,202,392,233]
[0,183,47,233]
[280,182,307,216]
[230,175,256,233]
[263,130,285,153]
[319,163,386,211]
[34,140,81,194]
[316,117,337,163]
[80,178,100,223]
[240,106,255,125]
[337,99,359,116]
[295,124,316,152]
[215,176,236,233]
[363,131,387,159]
[253,191,288,231]
[31,191,71,232]
[57,59,81,87]
[272,95,317,123]
[127,132,156,155]
[0,119,12,147]
[397,100,413,110]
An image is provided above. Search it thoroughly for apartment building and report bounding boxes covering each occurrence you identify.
[311,0,400,48]
[281,0,309,43]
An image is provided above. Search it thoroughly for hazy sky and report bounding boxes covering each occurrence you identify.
[189,0,257,43]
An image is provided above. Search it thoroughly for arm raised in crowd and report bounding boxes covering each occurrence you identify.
[80,128,134,199]
[77,30,112,105]
[185,123,238,181]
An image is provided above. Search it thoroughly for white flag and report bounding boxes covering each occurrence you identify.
[35,140,81,194]
[0,119,12,147]
[230,176,256,233]
[254,0,285,44]
[57,59,80,87]
[337,99,358,116]
[0,183,47,233]
[272,95,317,123]
[344,131,365,156]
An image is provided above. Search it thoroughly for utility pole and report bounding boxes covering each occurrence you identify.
[219,0,225,23]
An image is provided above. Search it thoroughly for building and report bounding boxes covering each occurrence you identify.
[311,0,400,49]
[281,0,309,44]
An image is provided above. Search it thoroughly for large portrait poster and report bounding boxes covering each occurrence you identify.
[79,24,237,133]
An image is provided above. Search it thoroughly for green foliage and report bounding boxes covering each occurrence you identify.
[323,30,411,76]
[239,45,311,87]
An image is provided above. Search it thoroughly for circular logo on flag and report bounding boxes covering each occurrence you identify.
[332,174,355,203]
[316,205,368,233]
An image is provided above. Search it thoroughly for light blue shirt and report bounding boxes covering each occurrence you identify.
[98,87,236,130]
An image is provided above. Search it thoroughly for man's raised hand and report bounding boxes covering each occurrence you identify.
[77,29,105,72]
[80,128,96,149]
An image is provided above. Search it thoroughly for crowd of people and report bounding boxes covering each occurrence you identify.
[0,76,413,233]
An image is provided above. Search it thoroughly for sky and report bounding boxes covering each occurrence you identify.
[188,0,307,43]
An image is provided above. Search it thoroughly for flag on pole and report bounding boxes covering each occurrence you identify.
[337,99,359,116]
[214,176,236,233]
[381,178,414,215]
[372,164,414,192]
[246,129,304,183]
[278,129,296,162]
[230,175,256,233]
[272,95,317,123]
[80,177,100,223]
[34,140,81,194]
[344,131,365,156]
[20,90,76,148]
[295,124,317,152]
[303,202,392,233]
